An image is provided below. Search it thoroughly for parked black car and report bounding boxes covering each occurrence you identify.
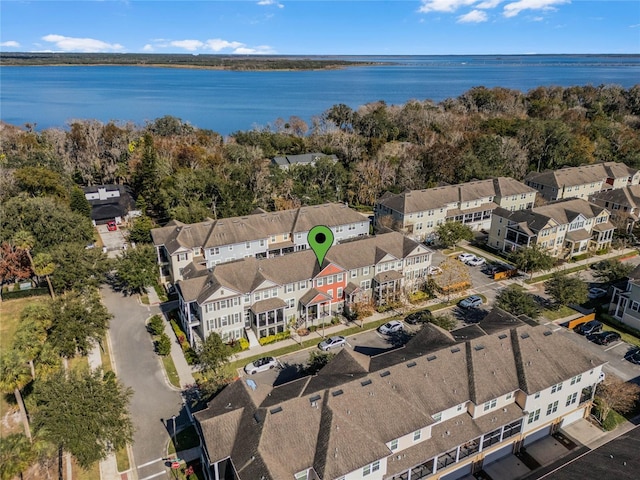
[587,331,621,345]
[575,320,603,335]
[625,348,640,365]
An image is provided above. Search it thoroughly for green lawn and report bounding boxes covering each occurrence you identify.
[542,305,577,321]
[600,325,640,348]
[162,355,181,388]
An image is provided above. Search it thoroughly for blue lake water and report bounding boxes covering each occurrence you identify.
[1,55,639,135]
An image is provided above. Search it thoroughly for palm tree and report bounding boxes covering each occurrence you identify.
[0,350,33,441]
[0,433,34,480]
[33,252,56,299]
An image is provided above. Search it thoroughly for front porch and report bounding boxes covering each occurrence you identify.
[250,298,287,339]
[373,270,403,306]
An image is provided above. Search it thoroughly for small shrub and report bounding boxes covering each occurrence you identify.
[155,333,172,356]
[147,315,165,335]
[258,330,291,346]
[227,338,250,354]
[571,253,591,262]
[408,291,429,304]
[430,314,457,331]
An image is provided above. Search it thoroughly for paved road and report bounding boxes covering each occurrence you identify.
[102,286,183,480]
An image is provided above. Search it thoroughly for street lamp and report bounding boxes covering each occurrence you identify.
[171,415,178,450]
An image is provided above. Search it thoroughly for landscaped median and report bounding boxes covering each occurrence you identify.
[526,251,638,284]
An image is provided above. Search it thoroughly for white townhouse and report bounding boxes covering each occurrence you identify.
[193,320,604,480]
[374,177,536,242]
[488,198,615,259]
[151,203,370,284]
[525,161,640,202]
[610,264,640,332]
[175,232,432,346]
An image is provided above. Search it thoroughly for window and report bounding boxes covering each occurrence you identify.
[360,279,371,289]
[528,409,541,424]
[363,266,370,275]
[351,270,357,278]
[245,241,250,249]
[286,298,295,309]
[570,374,582,385]
[546,400,559,416]
[317,277,324,287]
[506,392,512,400]
[228,245,233,251]
[551,383,563,394]
[363,460,380,476]
[243,294,250,304]
[285,283,294,293]
[432,412,442,422]
[210,247,220,255]
[483,399,497,411]
[294,471,308,480]
[204,303,214,313]
[177,253,188,262]
[566,392,578,406]
[299,281,307,289]
[534,392,540,399]
[327,276,334,285]
[413,430,421,441]
[390,439,398,451]
[337,273,344,282]
[337,287,343,298]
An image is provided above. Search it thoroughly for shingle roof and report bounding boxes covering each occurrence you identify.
[494,198,607,234]
[525,162,638,189]
[376,177,535,215]
[196,322,604,479]
[150,202,368,253]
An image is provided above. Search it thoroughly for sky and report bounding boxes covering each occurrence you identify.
[1,1,639,55]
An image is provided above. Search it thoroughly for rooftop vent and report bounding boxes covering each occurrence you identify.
[427,355,437,361]
[451,347,461,353]
[380,370,391,377]
[474,345,485,351]
[332,389,344,397]
[253,412,262,424]
[407,361,417,368]
[543,330,553,336]
[270,406,283,415]
[498,334,508,340]
[309,395,321,403]
[361,379,372,387]
[521,333,530,339]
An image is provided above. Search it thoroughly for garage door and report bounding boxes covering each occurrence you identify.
[561,408,585,428]
[440,463,472,480]
[524,426,551,446]
[483,444,513,465]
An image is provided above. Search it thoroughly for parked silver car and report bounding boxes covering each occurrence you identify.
[318,336,347,351]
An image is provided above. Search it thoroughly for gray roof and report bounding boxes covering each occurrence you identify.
[195,323,604,479]
[525,161,638,189]
[177,232,430,305]
[272,153,338,168]
[151,203,367,254]
[376,177,535,215]
[493,198,607,234]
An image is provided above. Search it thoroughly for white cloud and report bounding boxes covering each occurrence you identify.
[419,0,477,13]
[457,9,488,22]
[503,0,569,18]
[42,34,123,52]
[0,40,20,48]
[169,39,204,51]
[205,39,244,52]
[233,45,275,55]
[257,0,284,8]
[142,44,154,52]
[476,0,502,8]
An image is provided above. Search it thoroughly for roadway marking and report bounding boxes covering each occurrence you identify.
[605,342,623,352]
[137,458,164,469]
[139,472,167,480]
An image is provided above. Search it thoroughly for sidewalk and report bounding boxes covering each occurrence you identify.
[146,287,196,389]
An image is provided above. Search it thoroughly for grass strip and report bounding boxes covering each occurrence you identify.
[541,305,577,321]
[162,355,181,388]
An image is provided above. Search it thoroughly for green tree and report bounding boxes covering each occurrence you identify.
[147,315,165,336]
[33,252,56,298]
[127,215,155,244]
[15,303,53,379]
[306,351,335,375]
[48,243,111,294]
[69,186,92,218]
[155,333,171,356]
[33,369,134,471]
[435,221,474,248]
[591,258,634,284]
[509,245,555,279]
[114,244,158,294]
[197,332,232,384]
[544,272,588,307]
[495,285,541,318]
[0,350,33,441]
[430,313,458,331]
[47,289,112,358]
[0,433,35,480]
[14,166,68,199]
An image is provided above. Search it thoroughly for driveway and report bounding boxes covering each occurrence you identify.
[101,286,183,480]
[96,223,127,256]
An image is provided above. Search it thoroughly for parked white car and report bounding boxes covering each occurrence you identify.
[428,265,443,275]
[458,253,476,263]
[378,320,404,335]
[466,257,486,267]
[244,357,279,375]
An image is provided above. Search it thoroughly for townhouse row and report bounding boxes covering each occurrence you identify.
[175,232,432,345]
[151,202,370,285]
[194,321,605,480]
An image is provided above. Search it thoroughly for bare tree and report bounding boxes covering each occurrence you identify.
[595,377,640,424]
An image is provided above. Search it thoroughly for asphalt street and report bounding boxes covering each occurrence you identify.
[101,286,183,480]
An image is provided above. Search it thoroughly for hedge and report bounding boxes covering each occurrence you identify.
[258,330,291,346]
[170,319,198,365]
[228,338,250,353]
[1,287,49,300]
